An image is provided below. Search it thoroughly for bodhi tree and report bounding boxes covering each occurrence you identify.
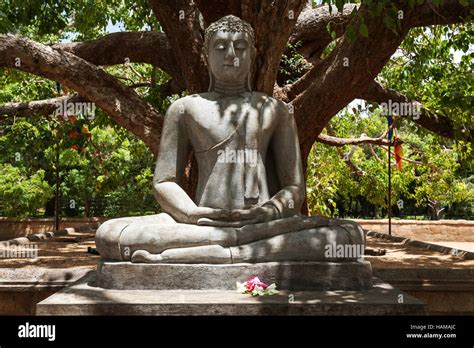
[0,0,472,212]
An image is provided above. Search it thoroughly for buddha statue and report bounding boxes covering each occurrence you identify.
[95,15,365,264]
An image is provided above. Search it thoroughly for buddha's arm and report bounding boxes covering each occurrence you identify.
[153,100,224,224]
[263,100,306,218]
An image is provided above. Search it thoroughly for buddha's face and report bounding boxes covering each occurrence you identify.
[207,30,254,83]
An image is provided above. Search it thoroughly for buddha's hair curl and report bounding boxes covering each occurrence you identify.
[203,15,255,56]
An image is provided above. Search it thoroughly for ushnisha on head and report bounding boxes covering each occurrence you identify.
[202,15,256,92]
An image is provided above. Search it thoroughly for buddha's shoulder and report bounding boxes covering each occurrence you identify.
[167,93,217,112]
[167,92,289,114]
[182,92,286,104]
[167,94,201,108]
[256,93,287,108]
[165,95,207,119]
[253,93,292,119]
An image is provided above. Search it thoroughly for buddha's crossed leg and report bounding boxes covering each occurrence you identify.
[100,215,364,264]
[96,213,337,261]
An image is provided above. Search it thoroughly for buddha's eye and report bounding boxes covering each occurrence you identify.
[215,43,226,50]
[235,43,247,50]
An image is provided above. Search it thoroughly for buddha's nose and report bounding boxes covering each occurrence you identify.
[224,43,236,59]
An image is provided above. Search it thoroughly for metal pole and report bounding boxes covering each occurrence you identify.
[55,142,60,231]
[388,144,392,236]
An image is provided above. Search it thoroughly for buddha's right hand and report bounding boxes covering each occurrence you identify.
[187,207,230,225]
[196,205,277,228]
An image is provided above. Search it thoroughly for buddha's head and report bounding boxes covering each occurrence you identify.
[203,15,256,91]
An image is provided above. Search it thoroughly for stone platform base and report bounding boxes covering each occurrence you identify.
[96,260,373,291]
[36,272,426,315]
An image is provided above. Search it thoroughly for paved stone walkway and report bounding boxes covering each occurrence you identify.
[428,241,474,253]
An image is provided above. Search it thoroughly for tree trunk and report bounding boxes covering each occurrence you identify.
[0,1,471,217]
[428,199,445,220]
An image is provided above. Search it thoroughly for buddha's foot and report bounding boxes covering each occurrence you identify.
[130,245,232,264]
[131,250,163,263]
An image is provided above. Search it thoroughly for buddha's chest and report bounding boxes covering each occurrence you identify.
[186,97,277,153]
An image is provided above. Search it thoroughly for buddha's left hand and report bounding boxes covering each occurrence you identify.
[197,204,278,227]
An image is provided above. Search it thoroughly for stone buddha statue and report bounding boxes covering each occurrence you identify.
[95,15,366,265]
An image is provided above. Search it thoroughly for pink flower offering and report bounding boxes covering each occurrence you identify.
[236,275,277,296]
[244,276,269,291]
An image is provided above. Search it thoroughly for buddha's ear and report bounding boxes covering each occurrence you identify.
[246,46,257,92]
[249,45,257,65]
[208,70,215,92]
[201,46,208,66]
[201,46,215,92]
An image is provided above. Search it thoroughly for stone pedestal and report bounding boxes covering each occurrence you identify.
[96,260,373,291]
[36,271,426,315]
[36,261,426,315]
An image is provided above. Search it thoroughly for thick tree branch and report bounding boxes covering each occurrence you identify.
[359,80,474,140]
[276,61,320,102]
[286,1,473,101]
[290,1,472,162]
[286,1,473,166]
[411,0,473,26]
[0,34,163,154]
[317,132,392,147]
[292,4,409,159]
[292,1,473,62]
[148,0,208,93]
[52,31,186,91]
[291,4,359,62]
[241,0,306,93]
[0,95,87,118]
[0,78,178,120]
[53,32,174,73]
[194,0,242,24]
